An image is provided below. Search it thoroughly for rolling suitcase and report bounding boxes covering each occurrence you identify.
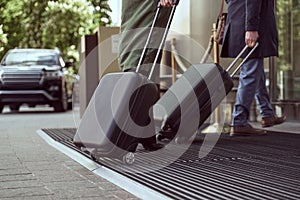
[154,43,259,142]
[73,1,180,164]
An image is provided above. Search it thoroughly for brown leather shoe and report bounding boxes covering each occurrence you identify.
[261,116,286,128]
[230,124,267,137]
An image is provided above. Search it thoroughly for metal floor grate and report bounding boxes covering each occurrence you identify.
[42,128,300,200]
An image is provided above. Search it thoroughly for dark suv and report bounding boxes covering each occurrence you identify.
[0,48,73,113]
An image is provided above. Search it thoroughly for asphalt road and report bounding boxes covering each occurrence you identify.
[1,105,80,130]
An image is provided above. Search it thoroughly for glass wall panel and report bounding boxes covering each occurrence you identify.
[292,1,300,99]
[276,0,300,100]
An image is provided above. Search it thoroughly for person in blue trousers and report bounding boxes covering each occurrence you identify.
[221,0,286,136]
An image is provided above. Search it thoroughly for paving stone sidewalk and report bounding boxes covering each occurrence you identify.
[0,107,139,200]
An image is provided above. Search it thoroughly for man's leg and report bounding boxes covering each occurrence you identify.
[119,0,172,73]
[254,61,286,127]
[118,0,172,149]
[232,58,262,126]
[231,58,267,136]
[254,61,275,118]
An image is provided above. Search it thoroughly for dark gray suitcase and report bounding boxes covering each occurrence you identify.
[73,72,158,162]
[154,44,259,142]
[73,2,179,164]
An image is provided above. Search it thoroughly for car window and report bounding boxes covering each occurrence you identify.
[1,51,59,66]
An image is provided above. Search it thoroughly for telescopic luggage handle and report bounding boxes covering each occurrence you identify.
[226,42,259,77]
[173,0,180,5]
[136,1,179,80]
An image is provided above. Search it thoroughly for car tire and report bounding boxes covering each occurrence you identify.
[9,104,20,112]
[53,85,68,112]
[67,101,73,110]
[0,104,4,114]
[67,82,75,110]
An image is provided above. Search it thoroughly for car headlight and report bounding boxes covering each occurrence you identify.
[44,70,61,77]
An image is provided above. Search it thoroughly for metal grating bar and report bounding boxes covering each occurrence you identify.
[41,128,300,200]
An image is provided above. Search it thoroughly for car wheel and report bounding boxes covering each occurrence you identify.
[67,101,73,110]
[67,81,75,110]
[0,104,4,114]
[67,91,73,110]
[53,85,68,112]
[9,104,20,112]
[28,104,36,108]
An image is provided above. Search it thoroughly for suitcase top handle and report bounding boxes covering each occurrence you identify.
[226,43,259,77]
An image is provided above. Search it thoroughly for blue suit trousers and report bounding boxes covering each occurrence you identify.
[232,58,275,126]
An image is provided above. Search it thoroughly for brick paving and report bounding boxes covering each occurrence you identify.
[0,106,139,200]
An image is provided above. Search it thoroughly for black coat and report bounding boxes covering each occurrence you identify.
[221,0,278,58]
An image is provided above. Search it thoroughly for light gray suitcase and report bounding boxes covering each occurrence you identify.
[73,2,180,164]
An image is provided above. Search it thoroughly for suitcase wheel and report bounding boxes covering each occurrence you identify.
[156,133,166,141]
[122,152,135,165]
[91,154,97,161]
[90,149,98,161]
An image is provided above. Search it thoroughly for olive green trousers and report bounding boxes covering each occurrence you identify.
[118,1,172,147]
[119,0,172,77]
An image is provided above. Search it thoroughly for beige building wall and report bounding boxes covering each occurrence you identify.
[166,0,225,66]
[97,26,121,79]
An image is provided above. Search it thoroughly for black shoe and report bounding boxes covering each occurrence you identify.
[124,68,136,72]
[142,143,165,151]
[73,141,85,148]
